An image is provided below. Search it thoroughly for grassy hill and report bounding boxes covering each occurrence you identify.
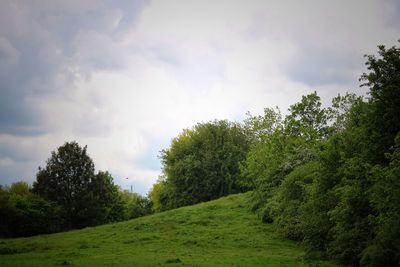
[0,193,334,266]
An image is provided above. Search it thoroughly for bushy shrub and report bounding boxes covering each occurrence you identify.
[0,183,63,237]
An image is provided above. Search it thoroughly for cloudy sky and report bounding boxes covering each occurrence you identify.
[0,0,399,194]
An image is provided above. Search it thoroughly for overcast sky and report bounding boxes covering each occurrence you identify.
[0,0,399,195]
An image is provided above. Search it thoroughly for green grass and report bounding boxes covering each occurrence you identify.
[0,193,334,266]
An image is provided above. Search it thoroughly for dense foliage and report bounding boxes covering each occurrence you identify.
[0,182,63,237]
[0,142,151,237]
[147,44,399,266]
[119,190,152,219]
[149,120,250,211]
[242,43,400,266]
[33,142,118,229]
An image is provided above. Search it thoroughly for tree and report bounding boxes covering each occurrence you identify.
[285,92,329,142]
[327,93,361,134]
[119,190,151,219]
[158,120,250,210]
[9,181,30,195]
[237,43,400,266]
[0,182,63,237]
[274,161,321,241]
[301,43,400,265]
[81,171,126,226]
[148,177,176,212]
[242,93,324,220]
[33,141,96,229]
[362,134,400,266]
[360,43,400,164]
[243,107,283,143]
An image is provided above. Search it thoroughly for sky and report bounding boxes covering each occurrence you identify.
[0,0,399,195]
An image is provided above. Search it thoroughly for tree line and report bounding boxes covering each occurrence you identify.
[149,43,400,266]
[0,142,151,237]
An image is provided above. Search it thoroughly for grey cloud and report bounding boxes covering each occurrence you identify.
[383,0,400,30]
[0,142,35,163]
[0,0,149,183]
[0,38,20,70]
[0,0,148,136]
[0,35,66,135]
[0,160,38,186]
[286,44,363,86]
[243,0,399,87]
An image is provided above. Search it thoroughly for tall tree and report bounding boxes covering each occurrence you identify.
[33,141,95,229]
[360,43,400,164]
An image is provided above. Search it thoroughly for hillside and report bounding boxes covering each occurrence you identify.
[0,193,334,266]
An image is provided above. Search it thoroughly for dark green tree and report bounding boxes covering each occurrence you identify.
[0,182,63,237]
[33,141,96,229]
[302,43,400,265]
[360,43,400,164]
[81,171,126,226]
[362,134,400,266]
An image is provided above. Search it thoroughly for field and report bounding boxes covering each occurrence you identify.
[0,193,334,266]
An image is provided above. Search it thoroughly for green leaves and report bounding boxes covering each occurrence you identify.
[152,120,250,211]
[361,43,400,164]
[32,142,127,230]
[285,92,329,142]
[33,142,96,229]
[0,183,63,237]
[245,43,400,266]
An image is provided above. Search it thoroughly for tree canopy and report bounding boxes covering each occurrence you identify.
[150,120,250,210]
[1,141,152,237]
[32,142,127,229]
[33,142,96,229]
[242,42,400,266]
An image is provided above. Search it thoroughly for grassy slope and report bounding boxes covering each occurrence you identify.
[0,193,334,267]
